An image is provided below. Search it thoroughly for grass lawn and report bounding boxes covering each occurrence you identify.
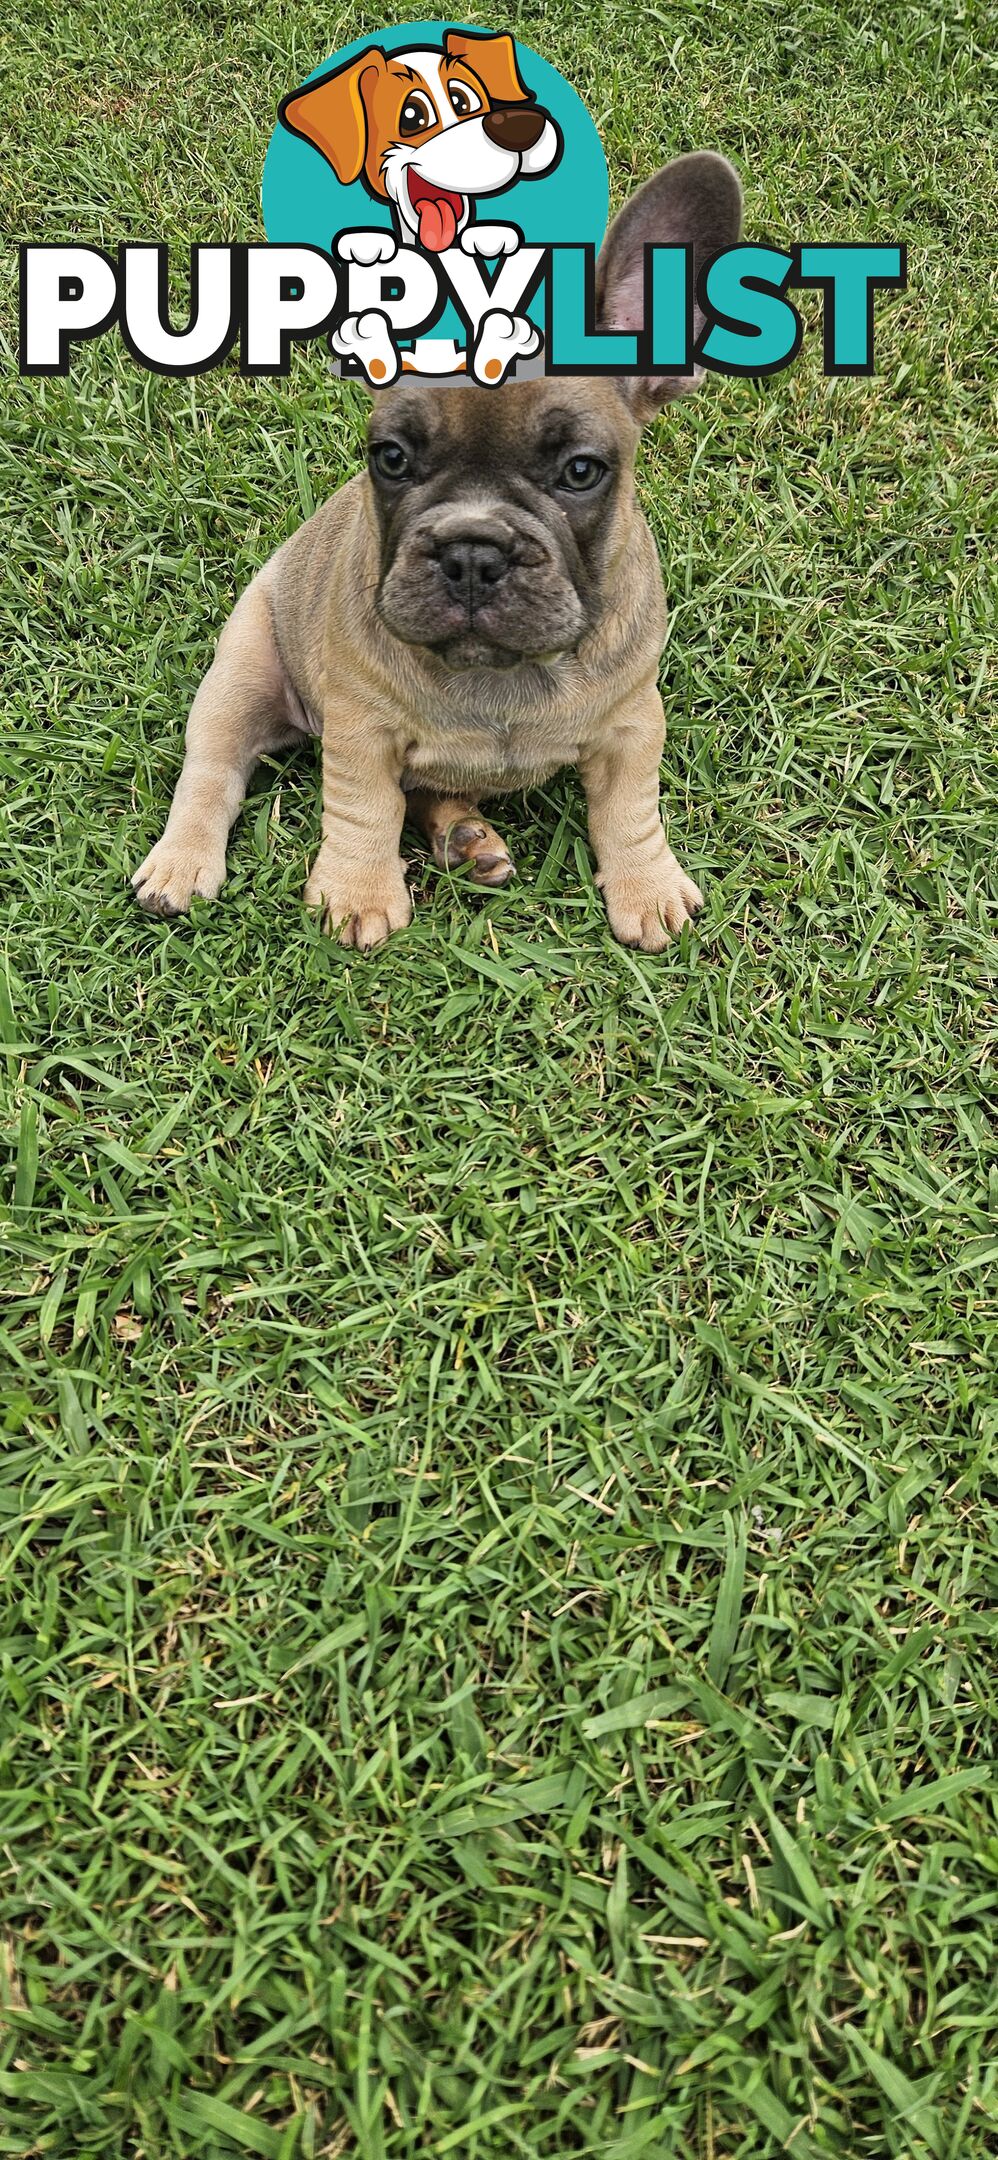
[2,0,996,2153]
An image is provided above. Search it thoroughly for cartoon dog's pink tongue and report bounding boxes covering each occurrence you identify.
[408,172,464,252]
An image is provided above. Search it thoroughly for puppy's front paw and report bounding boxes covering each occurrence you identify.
[305,857,413,951]
[132,834,225,917]
[599,859,703,953]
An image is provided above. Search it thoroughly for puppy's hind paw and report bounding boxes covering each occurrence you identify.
[132,835,225,917]
[433,817,515,888]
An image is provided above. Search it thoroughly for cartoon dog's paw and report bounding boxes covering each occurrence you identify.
[132,833,226,917]
[471,309,541,385]
[336,230,399,267]
[459,224,521,259]
[305,855,413,951]
[598,859,703,953]
[329,310,400,385]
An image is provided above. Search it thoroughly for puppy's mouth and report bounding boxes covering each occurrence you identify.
[431,631,522,671]
[407,171,465,252]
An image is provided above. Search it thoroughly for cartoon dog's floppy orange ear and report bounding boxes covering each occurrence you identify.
[279,48,388,185]
[443,29,531,105]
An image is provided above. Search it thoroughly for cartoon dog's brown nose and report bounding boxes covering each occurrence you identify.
[482,103,548,152]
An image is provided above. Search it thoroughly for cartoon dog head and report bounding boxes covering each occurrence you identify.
[280,30,562,251]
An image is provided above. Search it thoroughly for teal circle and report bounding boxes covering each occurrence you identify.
[262,20,608,352]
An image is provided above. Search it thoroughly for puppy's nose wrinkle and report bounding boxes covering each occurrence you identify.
[437,538,509,604]
[482,103,547,151]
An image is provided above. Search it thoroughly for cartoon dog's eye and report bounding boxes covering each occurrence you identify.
[558,455,608,492]
[448,82,482,117]
[370,441,411,481]
[399,93,434,135]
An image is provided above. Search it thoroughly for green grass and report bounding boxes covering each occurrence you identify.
[2,0,997,2153]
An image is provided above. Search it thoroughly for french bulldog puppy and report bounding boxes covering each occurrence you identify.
[133,152,742,951]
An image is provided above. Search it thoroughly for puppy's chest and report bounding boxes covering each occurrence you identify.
[402,713,579,795]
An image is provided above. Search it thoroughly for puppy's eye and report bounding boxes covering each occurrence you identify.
[370,441,411,481]
[399,93,434,135]
[448,82,482,117]
[558,455,608,493]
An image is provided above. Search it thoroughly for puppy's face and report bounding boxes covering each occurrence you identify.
[368,380,639,669]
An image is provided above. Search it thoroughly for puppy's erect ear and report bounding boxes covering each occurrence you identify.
[443,29,530,105]
[279,49,388,186]
[596,152,743,419]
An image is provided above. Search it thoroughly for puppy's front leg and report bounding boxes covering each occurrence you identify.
[133,578,299,918]
[306,720,412,951]
[580,685,703,953]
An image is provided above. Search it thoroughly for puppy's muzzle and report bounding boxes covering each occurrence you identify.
[376,500,589,666]
[482,104,548,152]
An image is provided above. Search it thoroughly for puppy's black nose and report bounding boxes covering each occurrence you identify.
[437,538,509,606]
[482,103,547,152]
